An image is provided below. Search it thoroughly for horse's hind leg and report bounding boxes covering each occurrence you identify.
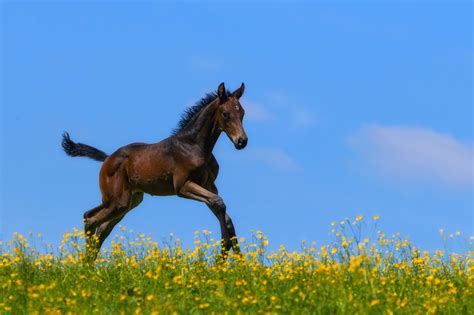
[83,203,108,233]
[84,178,132,261]
[84,202,129,262]
[95,192,144,249]
[95,217,122,250]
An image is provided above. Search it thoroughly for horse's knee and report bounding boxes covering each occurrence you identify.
[209,196,226,214]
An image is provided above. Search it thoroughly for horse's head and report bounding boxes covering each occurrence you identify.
[215,82,248,150]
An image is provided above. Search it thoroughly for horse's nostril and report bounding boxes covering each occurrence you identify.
[237,138,248,148]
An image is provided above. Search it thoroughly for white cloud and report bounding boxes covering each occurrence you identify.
[242,99,274,122]
[348,125,474,188]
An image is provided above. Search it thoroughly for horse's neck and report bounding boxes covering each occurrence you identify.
[186,101,221,158]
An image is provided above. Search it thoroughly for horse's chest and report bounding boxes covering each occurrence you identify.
[187,156,206,171]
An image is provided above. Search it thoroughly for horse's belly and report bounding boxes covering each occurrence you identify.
[126,155,176,196]
[136,178,176,196]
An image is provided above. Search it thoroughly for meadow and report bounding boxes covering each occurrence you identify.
[1,216,472,314]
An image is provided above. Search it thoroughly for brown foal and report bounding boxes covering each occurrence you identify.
[62,82,248,261]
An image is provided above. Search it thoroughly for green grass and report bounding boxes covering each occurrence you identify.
[1,217,472,314]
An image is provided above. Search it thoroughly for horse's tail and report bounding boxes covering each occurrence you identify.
[61,132,108,162]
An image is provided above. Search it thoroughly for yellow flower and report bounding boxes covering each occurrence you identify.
[173,275,183,284]
[356,215,363,221]
[373,215,379,220]
[370,299,379,306]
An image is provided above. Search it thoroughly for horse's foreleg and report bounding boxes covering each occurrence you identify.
[177,181,232,257]
[206,183,240,254]
[223,212,240,254]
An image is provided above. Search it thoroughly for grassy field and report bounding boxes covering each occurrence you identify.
[1,216,472,314]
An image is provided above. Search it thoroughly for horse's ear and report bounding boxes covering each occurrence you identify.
[233,82,245,99]
[217,82,227,101]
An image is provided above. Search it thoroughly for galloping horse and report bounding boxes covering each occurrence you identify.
[62,82,247,260]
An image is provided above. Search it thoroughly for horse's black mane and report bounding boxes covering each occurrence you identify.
[172,89,230,135]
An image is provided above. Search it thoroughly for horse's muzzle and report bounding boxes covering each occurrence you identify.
[235,137,248,150]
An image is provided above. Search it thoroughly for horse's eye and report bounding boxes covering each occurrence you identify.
[222,111,229,120]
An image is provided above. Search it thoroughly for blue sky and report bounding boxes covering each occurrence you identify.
[1,1,472,252]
